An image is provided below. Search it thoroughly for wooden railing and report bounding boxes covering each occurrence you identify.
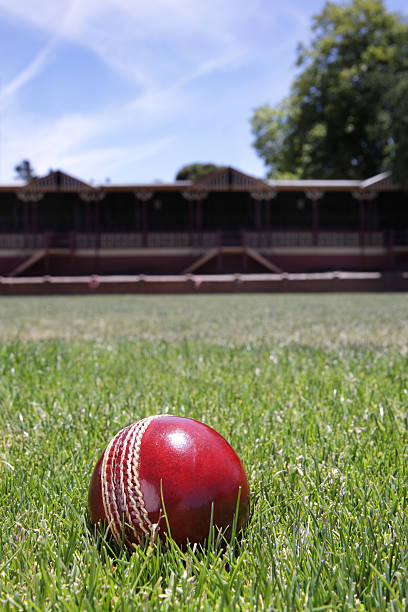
[75,232,220,249]
[0,230,406,250]
[393,231,408,248]
[245,231,314,248]
[246,230,386,248]
[0,233,46,249]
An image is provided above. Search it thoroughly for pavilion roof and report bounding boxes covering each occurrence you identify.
[0,168,399,194]
[268,171,393,192]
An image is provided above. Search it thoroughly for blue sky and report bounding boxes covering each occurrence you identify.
[0,0,406,185]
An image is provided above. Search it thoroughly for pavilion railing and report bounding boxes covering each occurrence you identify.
[245,231,314,248]
[0,230,407,250]
[245,230,387,248]
[393,230,408,247]
[0,233,46,249]
[75,232,220,249]
[146,232,218,248]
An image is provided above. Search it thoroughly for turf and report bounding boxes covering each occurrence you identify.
[0,294,407,610]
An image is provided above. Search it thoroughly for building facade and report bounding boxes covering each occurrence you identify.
[0,166,406,277]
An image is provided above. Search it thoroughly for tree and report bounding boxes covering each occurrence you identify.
[387,76,408,183]
[251,0,408,182]
[14,159,36,183]
[175,163,224,181]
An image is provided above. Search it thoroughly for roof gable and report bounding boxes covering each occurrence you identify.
[27,170,91,191]
[193,166,268,191]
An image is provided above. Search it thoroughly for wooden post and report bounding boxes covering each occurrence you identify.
[188,201,194,246]
[85,201,91,233]
[32,201,38,234]
[94,199,100,250]
[142,201,148,247]
[242,231,248,272]
[250,189,277,246]
[45,232,50,274]
[255,201,261,231]
[23,202,29,249]
[181,190,207,247]
[359,198,365,248]
[79,190,104,250]
[312,200,319,246]
[265,200,271,232]
[133,191,153,247]
[352,190,377,249]
[217,231,222,272]
[305,190,323,247]
[197,200,202,234]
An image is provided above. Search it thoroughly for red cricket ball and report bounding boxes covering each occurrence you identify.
[88,415,250,549]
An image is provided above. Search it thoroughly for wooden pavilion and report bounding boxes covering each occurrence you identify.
[0,166,406,278]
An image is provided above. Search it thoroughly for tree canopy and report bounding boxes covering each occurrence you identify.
[175,163,224,181]
[251,0,408,182]
[14,159,36,183]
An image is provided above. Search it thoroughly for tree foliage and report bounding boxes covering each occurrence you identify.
[251,0,408,182]
[175,163,224,181]
[14,159,36,183]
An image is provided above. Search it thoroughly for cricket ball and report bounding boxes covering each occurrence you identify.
[88,415,250,549]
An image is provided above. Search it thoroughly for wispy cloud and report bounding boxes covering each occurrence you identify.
[2,106,174,180]
[0,0,324,182]
[48,138,175,181]
[1,0,273,89]
[0,0,84,107]
[0,41,55,108]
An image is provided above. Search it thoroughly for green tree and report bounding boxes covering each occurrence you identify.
[175,163,224,181]
[14,159,36,182]
[251,0,408,182]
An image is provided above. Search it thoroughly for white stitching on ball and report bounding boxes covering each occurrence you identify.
[100,415,168,545]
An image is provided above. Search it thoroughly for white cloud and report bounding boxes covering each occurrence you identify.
[2,106,174,182]
[0,0,255,137]
[0,42,55,108]
[0,0,317,182]
[0,0,296,93]
[0,0,84,108]
[49,138,174,181]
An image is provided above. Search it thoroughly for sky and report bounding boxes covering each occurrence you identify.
[0,0,407,185]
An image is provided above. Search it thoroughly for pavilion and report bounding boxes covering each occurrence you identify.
[0,166,406,278]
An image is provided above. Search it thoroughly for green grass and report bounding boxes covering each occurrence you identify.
[0,294,408,610]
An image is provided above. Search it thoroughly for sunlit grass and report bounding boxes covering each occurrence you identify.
[0,293,407,349]
[0,294,407,609]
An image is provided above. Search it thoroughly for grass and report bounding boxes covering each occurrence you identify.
[0,293,407,610]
